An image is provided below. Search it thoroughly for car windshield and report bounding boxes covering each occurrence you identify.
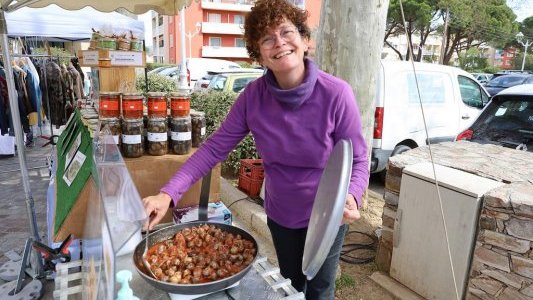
[485,76,526,88]
[208,75,227,91]
[471,96,533,151]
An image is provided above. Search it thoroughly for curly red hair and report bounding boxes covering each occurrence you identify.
[244,0,310,61]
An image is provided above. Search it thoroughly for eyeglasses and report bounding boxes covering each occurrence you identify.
[259,27,299,50]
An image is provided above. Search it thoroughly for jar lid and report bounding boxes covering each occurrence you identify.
[147,92,167,97]
[170,89,190,97]
[171,115,191,121]
[190,111,205,117]
[122,118,144,123]
[122,92,144,98]
[100,91,120,96]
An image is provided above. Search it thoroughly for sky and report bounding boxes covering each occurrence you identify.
[508,0,533,21]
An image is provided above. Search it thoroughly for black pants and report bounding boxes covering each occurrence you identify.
[267,217,348,300]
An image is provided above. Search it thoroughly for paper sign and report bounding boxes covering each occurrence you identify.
[65,133,82,170]
[83,51,99,65]
[109,51,143,66]
[63,151,86,187]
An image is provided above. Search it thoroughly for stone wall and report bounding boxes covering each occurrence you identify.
[374,141,533,298]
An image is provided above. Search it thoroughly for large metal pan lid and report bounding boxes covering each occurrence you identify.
[302,139,353,280]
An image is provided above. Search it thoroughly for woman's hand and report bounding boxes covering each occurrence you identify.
[342,194,361,224]
[143,192,172,230]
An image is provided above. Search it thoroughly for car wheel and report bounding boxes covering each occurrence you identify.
[378,145,413,182]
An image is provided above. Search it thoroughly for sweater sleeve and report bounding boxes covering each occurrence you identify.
[160,92,250,206]
[333,84,370,208]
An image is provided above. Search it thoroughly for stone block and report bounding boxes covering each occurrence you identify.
[382,204,397,219]
[481,268,529,289]
[497,219,505,233]
[521,284,533,297]
[381,228,393,249]
[474,246,511,272]
[507,218,533,242]
[484,230,530,254]
[484,186,512,208]
[483,208,511,220]
[385,173,401,194]
[511,255,533,280]
[470,275,504,295]
[468,287,492,300]
[375,239,392,273]
[382,214,395,229]
[510,183,533,219]
[499,287,531,300]
[384,190,399,206]
[387,161,403,178]
[479,215,497,231]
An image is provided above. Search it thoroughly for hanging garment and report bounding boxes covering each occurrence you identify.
[67,63,83,100]
[45,61,66,127]
[23,59,42,127]
[13,70,31,134]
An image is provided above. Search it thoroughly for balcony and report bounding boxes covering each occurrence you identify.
[201,0,254,12]
[202,46,249,58]
[201,22,244,35]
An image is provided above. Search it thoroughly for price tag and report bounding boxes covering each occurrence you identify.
[110,51,143,66]
[83,51,99,65]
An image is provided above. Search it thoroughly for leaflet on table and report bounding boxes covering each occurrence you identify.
[63,151,87,187]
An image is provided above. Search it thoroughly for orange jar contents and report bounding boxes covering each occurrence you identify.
[122,93,144,119]
[99,92,120,118]
[169,90,191,118]
[147,92,168,118]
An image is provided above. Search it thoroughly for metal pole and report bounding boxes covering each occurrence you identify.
[0,10,42,276]
[188,33,192,60]
[178,8,188,89]
[521,41,529,72]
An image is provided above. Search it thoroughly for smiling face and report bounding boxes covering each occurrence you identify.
[257,21,309,79]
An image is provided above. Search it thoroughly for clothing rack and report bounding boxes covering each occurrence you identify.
[0,52,78,145]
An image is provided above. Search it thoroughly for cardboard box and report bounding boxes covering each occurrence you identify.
[124,149,221,223]
[173,201,232,225]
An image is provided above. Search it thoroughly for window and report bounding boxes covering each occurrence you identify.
[234,15,245,24]
[232,77,257,93]
[208,75,227,91]
[153,37,157,48]
[158,16,164,26]
[159,35,164,47]
[208,13,221,23]
[402,72,452,104]
[209,37,222,47]
[458,76,488,108]
[235,38,245,48]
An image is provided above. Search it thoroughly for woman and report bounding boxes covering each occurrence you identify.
[143,0,369,298]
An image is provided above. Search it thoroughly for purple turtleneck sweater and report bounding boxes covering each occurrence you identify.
[161,59,369,229]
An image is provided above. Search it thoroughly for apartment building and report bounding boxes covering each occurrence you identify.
[152,0,322,64]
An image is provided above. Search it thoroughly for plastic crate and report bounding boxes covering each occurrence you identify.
[238,174,263,198]
[239,159,264,181]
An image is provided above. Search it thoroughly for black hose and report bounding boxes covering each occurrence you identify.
[340,230,377,264]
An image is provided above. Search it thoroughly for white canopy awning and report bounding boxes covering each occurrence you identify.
[2,0,191,15]
[6,5,144,41]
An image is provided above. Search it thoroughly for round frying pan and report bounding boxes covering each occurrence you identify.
[132,170,259,295]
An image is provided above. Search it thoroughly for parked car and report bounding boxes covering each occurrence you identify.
[491,70,533,79]
[484,74,533,96]
[207,72,263,93]
[158,58,241,88]
[471,73,493,84]
[194,68,264,91]
[456,84,532,152]
[371,60,490,178]
[147,66,172,74]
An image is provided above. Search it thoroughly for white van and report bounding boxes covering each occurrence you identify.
[371,60,490,177]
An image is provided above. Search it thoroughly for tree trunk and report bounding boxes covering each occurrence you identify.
[316,0,389,207]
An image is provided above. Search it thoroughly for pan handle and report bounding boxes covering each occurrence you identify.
[198,169,212,222]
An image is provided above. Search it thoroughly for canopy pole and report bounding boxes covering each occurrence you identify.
[178,7,188,89]
[0,9,42,277]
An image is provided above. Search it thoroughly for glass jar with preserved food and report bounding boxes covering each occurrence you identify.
[122,93,144,119]
[121,118,144,158]
[147,92,167,118]
[99,92,120,118]
[169,90,190,118]
[99,118,121,145]
[147,118,168,156]
[170,116,192,155]
[190,110,206,148]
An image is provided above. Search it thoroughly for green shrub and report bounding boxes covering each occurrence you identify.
[136,73,178,94]
[190,90,259,175]
[481,65,500,74]
[146,62,173,71]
